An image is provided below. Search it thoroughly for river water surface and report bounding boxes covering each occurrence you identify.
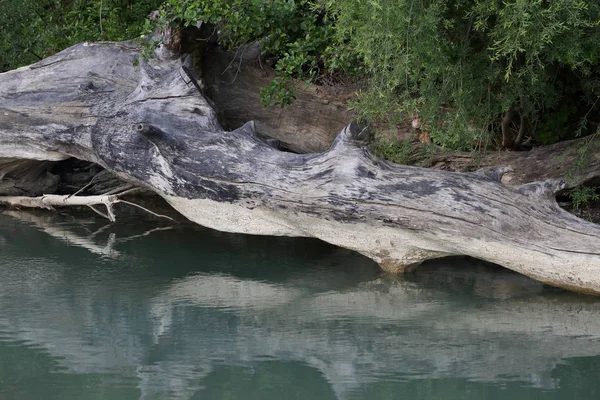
[1,211,600,399]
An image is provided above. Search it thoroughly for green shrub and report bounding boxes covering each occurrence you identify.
[325,0,600,149]
[0,0,162,72]
[372,139,415,165]
[154,0,600,150]
[570,186,600,211]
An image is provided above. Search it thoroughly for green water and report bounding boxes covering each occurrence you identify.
[1,211,600,400]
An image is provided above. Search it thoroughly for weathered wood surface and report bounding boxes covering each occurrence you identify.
[0,41,599,293]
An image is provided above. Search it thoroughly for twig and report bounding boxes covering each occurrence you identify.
[116,199,176,221]
[105,201,116,222]
[228,45,248,85]
[181,65,204,95]
[88,204,111,221]
[103,184,137,196]
[222,45,243,75]
[68,175,98,198]
[117,226,175,243]
[0,191,169,223]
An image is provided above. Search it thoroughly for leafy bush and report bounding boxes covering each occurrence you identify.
[155,0,600,150]
[570,186,600,211]
[325,0,600,149]
[372,139,415,165]
[0,0,162,72]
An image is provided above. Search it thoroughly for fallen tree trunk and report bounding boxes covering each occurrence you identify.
[1,41,599,293]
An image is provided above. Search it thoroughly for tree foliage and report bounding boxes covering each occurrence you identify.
[153,0,600,150]
[0,0,162,72]
[2,0,600,152]
[326,0,600,149]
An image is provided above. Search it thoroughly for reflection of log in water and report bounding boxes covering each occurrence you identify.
[0,215,599,399]
[406,257,545,300]
[3,210,120,257]
[146,274,600,396]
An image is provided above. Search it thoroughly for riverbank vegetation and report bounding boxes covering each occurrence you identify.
[150,0,600,149]
[0,0,163,71]
[3,0,599,147]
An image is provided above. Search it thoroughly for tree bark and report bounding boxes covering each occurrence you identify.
[1,41,599,293]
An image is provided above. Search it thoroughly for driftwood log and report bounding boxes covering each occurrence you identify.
[0,41,599,293]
